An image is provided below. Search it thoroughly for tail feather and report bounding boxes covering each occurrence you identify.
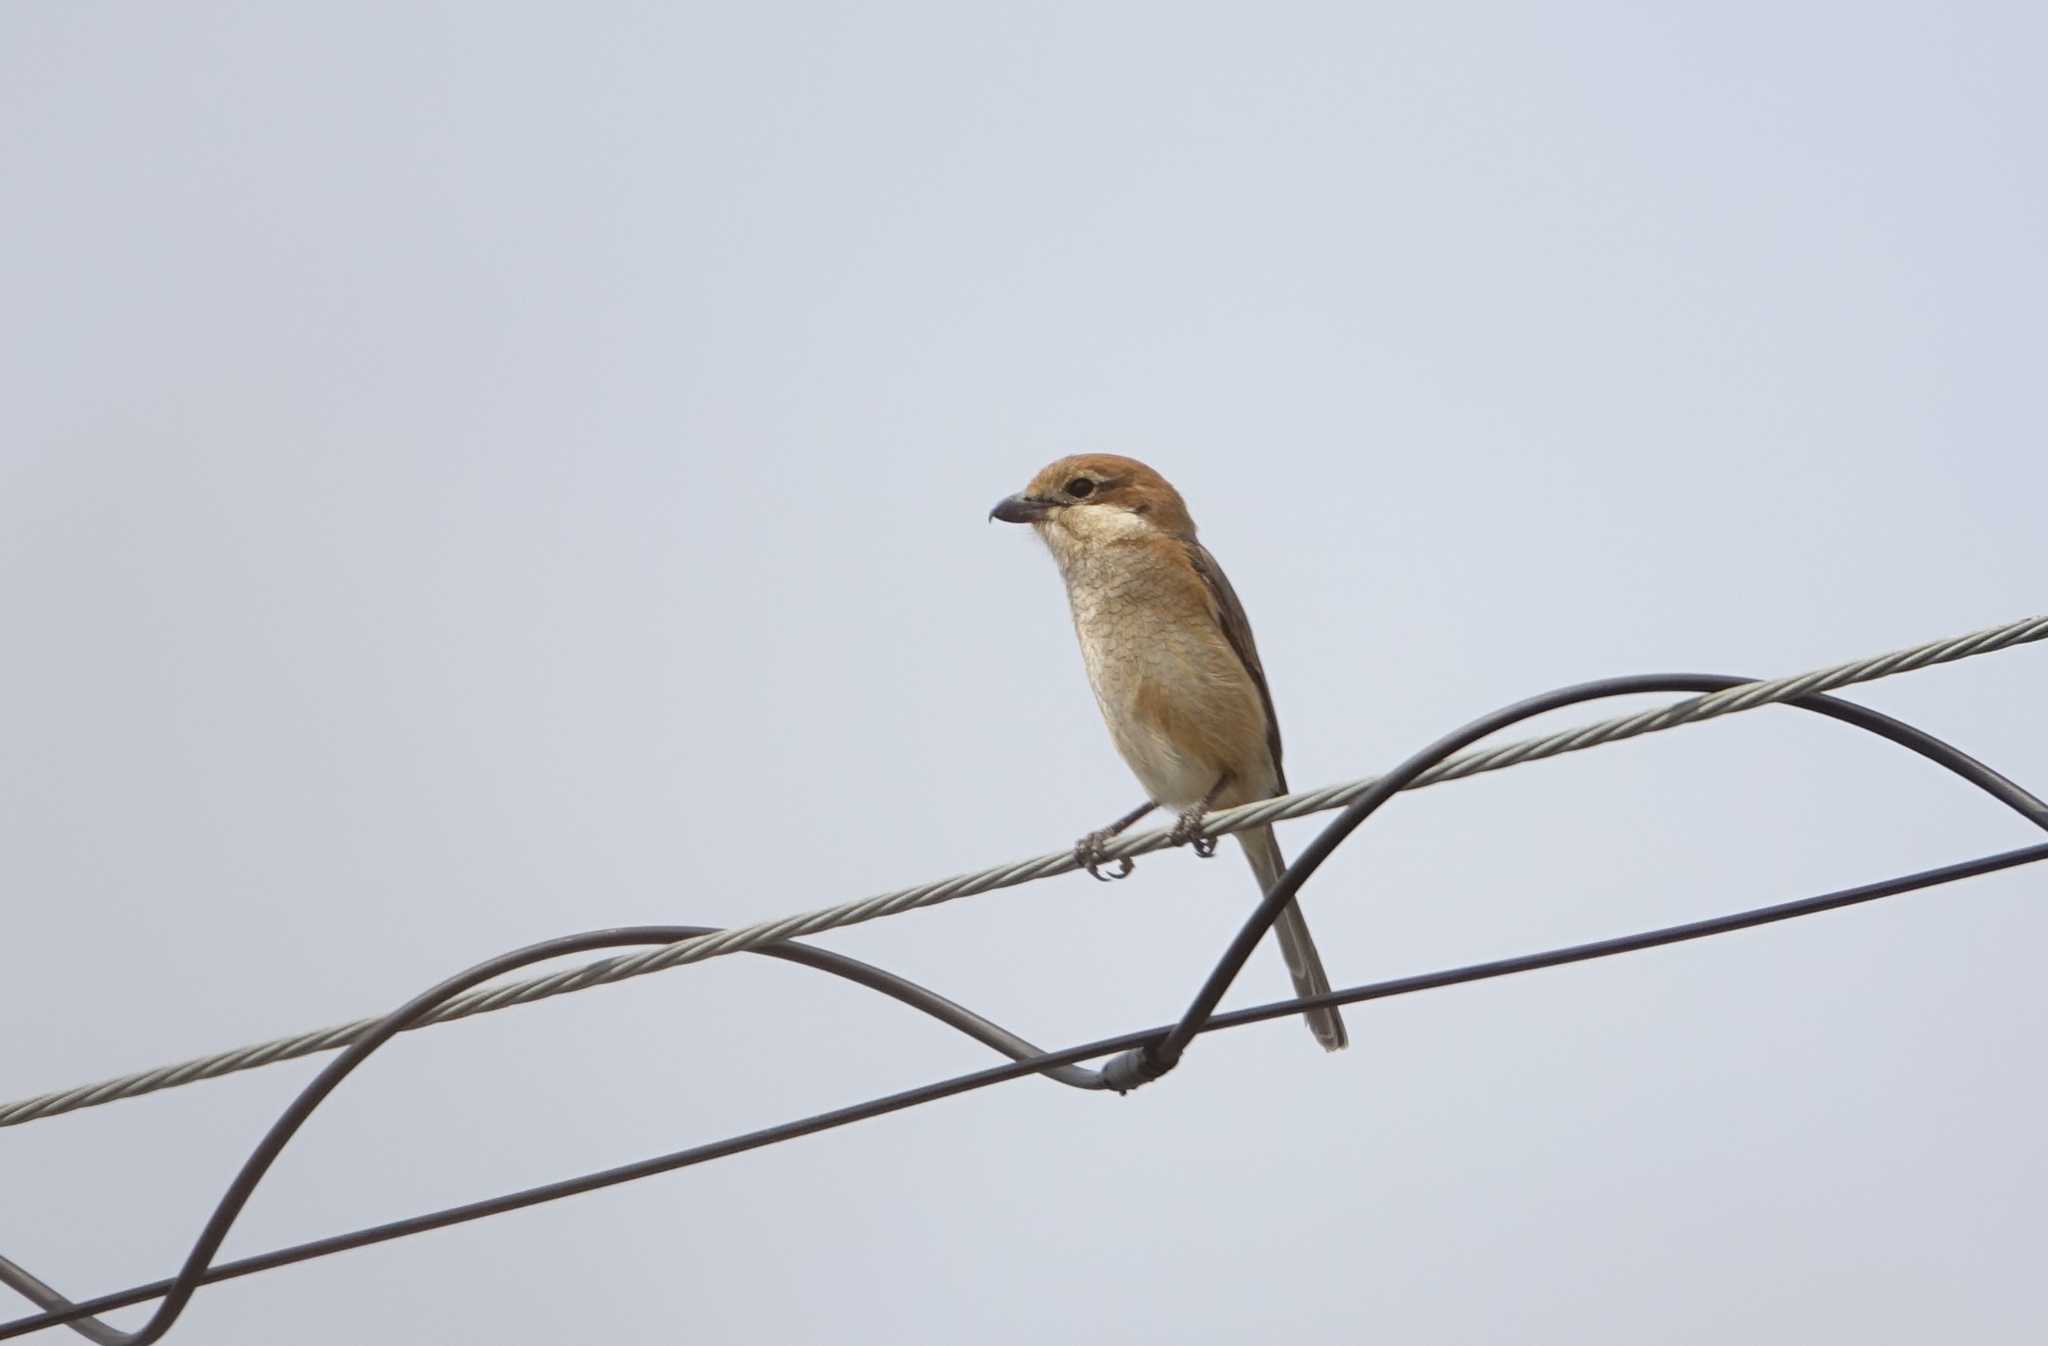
[1236,824,1349,1052]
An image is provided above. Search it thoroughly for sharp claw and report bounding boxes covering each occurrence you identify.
[1168,810,1219,857]
[1074,833,1135,882]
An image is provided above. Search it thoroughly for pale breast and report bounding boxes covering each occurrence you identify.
[1055,540,1271,809]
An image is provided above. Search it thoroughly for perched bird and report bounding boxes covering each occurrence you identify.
[990,454,1348,1051]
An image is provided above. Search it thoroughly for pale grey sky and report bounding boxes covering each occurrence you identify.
[4,3,2045,1343]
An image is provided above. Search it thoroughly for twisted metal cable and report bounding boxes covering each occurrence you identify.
[10,814,2048,1340]
[4,614,2043,1129]
[4,657,2047,1342]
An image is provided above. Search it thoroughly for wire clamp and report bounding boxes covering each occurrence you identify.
[1100,1045,1173,1094]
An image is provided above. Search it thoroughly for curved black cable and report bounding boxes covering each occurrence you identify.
[528,928,1108,1092]
[0,928,1110,1346]
[1100,672,2048,1089]
[3,678,2043,1340]
[7,840,2044,1342]
[1729,680,2046,826]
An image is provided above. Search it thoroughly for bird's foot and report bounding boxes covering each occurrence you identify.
[1074,830,1135,882]
[1168,808,1218,858]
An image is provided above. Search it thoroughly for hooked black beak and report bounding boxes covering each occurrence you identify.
[988,493,1054,524]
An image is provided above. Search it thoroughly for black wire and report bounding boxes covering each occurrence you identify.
[8,840,2044,1343]
[508,928,1107,1092]
[0,929,1102,1346]
[1104,672,2048,1088]
[3,678,2043,1341]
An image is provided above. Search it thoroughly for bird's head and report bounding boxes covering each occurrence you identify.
[988,454,1197,545]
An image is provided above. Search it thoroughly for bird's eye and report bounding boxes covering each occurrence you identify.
[1065,477,1095,499]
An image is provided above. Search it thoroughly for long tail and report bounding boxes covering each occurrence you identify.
[1235,823,1349,1052]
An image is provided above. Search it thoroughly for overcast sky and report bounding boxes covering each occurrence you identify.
[4,3,2045,1343]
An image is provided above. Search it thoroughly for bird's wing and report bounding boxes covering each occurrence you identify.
[1184,541,1287,792]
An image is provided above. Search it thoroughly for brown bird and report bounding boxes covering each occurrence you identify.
[991,454,1348,1051]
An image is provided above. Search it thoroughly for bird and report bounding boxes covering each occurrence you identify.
[989,454,1348,1051]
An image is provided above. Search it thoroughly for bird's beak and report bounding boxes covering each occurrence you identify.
[988,493,1054,524]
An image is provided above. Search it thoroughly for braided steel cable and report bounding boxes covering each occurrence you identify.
[2,614,2042,1130]
[5,841,2044,1341]
[3,670,2045,1340]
